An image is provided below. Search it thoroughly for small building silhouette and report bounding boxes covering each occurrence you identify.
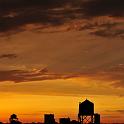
[94,113,100,124]
[70,120,80,124]
[59,118,70,124]
[44,114,55,124]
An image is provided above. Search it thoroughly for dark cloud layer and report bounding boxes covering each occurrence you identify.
[0,0,70,11]
[83,0,124,17]
[0,0,124,34]
[0,0,80,31]
[0,0,82,34]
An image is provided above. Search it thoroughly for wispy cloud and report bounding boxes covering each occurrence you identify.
[116,110,124,114]
[0,68,79,83]
[0,54,17,59]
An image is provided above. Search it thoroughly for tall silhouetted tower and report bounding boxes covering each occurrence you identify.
[78,99,100,124]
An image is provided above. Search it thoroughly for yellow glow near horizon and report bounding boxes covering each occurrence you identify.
[0,78,124,123]
[0,92,124,123]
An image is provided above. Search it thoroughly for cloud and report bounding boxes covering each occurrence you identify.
[0,0,85,34]
[90,22,124,38]
[0,64,124,96]
[112,81,124,88]
[0,68,78,83]
[0,54,17,59]
[0,72,124,97]
[91,29,124,38]
[106,110,124,114]
[78,20,124,38]
[0,28,124,87]
[83,0,124,18]
[0,0,123,35]
[116,110,124,114]
[82,64,124,89]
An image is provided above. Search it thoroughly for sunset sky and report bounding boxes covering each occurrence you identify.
[0,0,124,123]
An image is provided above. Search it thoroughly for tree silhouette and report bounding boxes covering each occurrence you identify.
[9,114,22,124]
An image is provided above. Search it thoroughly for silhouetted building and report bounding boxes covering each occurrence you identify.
[44,114,55,124]
[70,120,80,124]
[94,113,100,124]
[78,99,100,124]
[59,118,70,124]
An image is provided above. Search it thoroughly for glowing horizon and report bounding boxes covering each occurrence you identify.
[0,77,124,123]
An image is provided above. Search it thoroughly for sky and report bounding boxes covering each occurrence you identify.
[0,0,124,123]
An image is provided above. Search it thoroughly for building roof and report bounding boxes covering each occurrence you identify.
[80,99,94,105]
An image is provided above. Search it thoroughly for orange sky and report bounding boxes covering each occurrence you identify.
[0,27,124,122]
[0,0,124,123]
